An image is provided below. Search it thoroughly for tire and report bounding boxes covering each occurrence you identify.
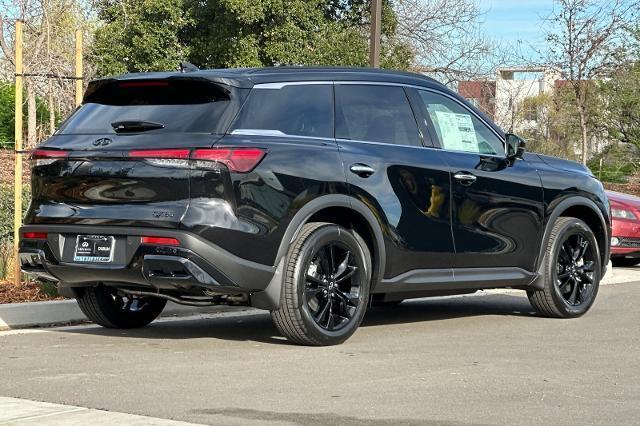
[527,217,601,318]
[76,285,167,328]
[611,257,640,267]
[271,222,372,346]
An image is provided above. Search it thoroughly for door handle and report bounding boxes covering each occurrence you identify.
[350,163,375,178]
[453,172,477,185]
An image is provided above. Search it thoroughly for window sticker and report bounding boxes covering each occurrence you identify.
[433,111,479,152]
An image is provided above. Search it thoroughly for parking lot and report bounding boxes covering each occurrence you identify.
[1,272,639,425]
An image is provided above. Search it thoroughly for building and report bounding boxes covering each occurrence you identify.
[457,80,496,119]
[494,67,560,132]
[458,67,561,133]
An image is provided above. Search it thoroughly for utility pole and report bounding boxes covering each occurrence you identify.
[369,0,382,68]
[75,29,83,106]
[13,20,23,286]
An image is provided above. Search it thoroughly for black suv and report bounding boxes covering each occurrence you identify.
[20,67,611,345]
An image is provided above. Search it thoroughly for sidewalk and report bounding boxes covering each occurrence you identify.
[0,396,201,425]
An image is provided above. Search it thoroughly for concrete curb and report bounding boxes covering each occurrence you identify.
[0,299,231,330]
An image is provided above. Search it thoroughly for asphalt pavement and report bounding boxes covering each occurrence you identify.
[1,279,639,425]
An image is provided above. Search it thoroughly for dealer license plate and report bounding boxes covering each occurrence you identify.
[73,235,115,263]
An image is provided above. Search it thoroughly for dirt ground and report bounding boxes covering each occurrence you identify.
[0,280,60,304]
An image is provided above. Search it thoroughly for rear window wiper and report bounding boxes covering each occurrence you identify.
[111,120,165,133]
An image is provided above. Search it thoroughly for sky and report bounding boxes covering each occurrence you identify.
[479,0,555,59]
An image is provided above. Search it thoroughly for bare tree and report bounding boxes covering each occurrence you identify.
[545,0,640,164]
[395,0,502,84]
[0,0,93,147]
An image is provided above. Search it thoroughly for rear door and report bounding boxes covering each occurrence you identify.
[409,88,544,272]
[335,83,454,279]
[28,78,245,229]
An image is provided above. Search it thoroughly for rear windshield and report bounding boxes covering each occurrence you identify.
[57,79,245,134]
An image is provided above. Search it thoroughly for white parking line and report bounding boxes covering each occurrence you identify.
[0,396,203,425]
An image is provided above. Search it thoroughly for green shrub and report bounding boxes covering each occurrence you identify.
[37,280,58,297]
[588,143,640,183]
[0,239,11,280]
[0,183,31,280]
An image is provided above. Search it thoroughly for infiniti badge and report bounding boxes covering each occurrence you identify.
[93,138,112,147]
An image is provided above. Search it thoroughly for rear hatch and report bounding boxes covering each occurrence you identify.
[27,77,247,229]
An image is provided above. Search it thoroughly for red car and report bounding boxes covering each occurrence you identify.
[608,190,640,266]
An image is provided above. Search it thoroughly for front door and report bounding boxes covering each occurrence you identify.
[410,88,544,272]
[334,83,454,279]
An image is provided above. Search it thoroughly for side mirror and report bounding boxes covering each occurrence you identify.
[505,133,526,162]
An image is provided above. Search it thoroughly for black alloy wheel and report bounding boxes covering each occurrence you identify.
[304,242,363,331]
[555,232,596,306]
[527,217,600,318]
[271,222,371,345]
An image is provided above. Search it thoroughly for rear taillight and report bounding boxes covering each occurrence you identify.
[192,148,266,173]
[128,149,191,168]
[141,236,180,246]
[128,149,190,159]
[23,232,48,240]
[31,149,69,166]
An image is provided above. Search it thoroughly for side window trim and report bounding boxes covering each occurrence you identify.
[405,88,437,148]
[401,87,428,148]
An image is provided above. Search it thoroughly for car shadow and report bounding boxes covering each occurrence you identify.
[58,292,536,346]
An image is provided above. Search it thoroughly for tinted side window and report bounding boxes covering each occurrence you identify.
[417,90,504,155]
[335,85,421,146]
[232,84,333,138]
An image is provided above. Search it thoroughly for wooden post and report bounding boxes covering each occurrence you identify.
[74,29,83,107]
[599,157,603,180]
[48,81,55,135]
[369,0,382,68]
[13,20,23,286]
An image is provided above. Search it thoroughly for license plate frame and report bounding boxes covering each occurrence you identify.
[73,235,115,263]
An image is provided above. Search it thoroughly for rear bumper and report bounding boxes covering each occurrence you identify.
[19,225,276,295]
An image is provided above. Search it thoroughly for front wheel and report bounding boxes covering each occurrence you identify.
[271,223,372,346]
[527,217,600,318]
[76,285,167,328]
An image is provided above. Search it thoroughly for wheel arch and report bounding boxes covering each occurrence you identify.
[251,194,386,310]
[536,196,610,273]
[275,195,386,290]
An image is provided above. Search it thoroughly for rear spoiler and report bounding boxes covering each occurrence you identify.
[82,77,236,106]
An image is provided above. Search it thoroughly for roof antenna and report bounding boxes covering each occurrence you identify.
[179,62,199,73]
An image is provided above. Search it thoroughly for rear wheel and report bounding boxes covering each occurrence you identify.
[76,285,167,328]
[271,223,372,346]
[527,217,600,318]
[611,257,640,267]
